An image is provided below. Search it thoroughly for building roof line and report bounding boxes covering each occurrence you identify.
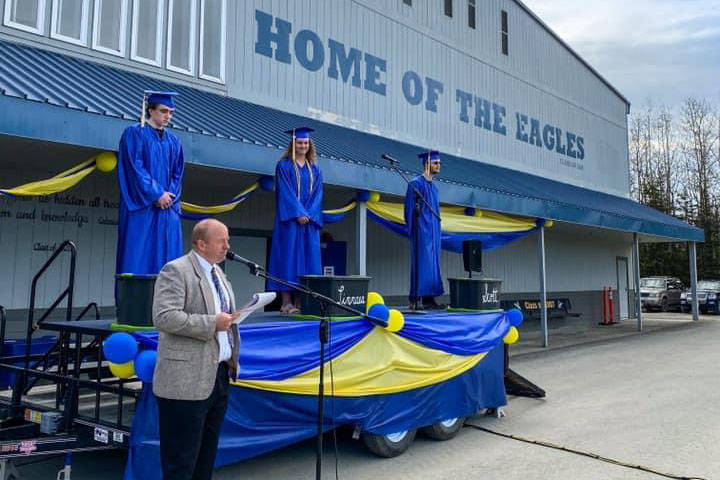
[513,0,631,113]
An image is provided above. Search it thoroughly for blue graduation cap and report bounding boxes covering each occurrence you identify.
[284,127,314,139]
[145,90,178,108]
[417,150,441,163]
[141,90,178,127]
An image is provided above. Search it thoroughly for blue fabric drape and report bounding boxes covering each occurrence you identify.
[132,311,513,381]
[123,344,506,480]
[367,210,540,253]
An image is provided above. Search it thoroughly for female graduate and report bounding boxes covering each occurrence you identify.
[267,127,324,315]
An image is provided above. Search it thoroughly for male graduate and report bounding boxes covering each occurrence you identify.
[404,150,444,310]
[116,91,184,274]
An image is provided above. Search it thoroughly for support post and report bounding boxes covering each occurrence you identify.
[355,202,367,276]
[538,224,548,347]
[633,233,642,331]
[689,241,698,321]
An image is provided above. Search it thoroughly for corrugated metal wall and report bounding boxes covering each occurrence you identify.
[0,155,632,310]
[229,0,629,197]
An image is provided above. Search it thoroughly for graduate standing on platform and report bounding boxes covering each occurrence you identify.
[404,150,444,310]
[116,91,185,275]
[267,128,324,315]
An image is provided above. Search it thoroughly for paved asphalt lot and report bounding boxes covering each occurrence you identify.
[13,315,720,480]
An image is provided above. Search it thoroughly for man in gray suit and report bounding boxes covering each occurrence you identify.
[152,218,241,480]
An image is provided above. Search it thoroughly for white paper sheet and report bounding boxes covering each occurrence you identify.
[233,292,276,324]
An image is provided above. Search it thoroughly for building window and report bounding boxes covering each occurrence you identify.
[501,10,508,55]
[3,0,46,35]
[444,0,453,17]
[167,0,197,75]
[199,0,226,83]
[131,0,164,66]
[92,0,128,57]
[468,0,475,29]
[403,0,411,5]
[51,0,90,45]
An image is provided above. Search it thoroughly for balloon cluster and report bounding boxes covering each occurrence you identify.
[102,332,157,383]
[259,175,275,192]
[503,308,524,344]
[366,292,404,332]
[356,190,380,203]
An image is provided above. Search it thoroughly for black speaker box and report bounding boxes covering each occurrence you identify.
[463,240,483,273]
[116,274,156,326]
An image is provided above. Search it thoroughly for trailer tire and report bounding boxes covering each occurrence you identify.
[362,429,416,457]
[420,417,465,440]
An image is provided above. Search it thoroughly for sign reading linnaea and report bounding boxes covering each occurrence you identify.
[254,10,586,164]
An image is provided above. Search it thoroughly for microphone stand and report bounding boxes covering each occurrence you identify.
[226,253,387,480]
[382,158,442,310]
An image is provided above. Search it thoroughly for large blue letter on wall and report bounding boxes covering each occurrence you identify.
[295,29,325,71]
[402,70,423,106]
[255,10,292,64]
[364,53,387,96]
[328,39,362,87]
[424,77,444,113]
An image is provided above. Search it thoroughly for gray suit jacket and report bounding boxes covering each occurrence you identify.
[152,252,240,401]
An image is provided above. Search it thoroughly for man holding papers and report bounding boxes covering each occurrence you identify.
[152,218,240,480]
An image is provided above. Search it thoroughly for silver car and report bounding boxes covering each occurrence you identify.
[640,277,683,312]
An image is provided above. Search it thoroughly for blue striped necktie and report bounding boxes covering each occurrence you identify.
[211,266,230,314]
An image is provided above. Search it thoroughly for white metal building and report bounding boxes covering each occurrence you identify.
[0,0,702,340]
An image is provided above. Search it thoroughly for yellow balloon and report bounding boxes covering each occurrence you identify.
[544,219,554,228]
[385,309,405,332]
[368,191,380,203]
[503,326,519,344]
[95,151,118,173]
[109,361,135,379]
[366,291,385,313]
[474,210,483,217]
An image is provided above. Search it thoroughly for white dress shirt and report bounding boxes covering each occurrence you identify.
[192,251,232,363]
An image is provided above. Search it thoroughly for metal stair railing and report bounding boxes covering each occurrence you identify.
[10,241,77,417]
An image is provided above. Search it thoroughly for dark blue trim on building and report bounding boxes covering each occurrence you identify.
[0,40,703,242]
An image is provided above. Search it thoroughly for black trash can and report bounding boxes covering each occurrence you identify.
[116,274,157,327]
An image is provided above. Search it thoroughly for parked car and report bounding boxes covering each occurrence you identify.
[680,280,720,314]
[640,276,683,312]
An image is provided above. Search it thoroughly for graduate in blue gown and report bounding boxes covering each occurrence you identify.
[267,127,324,314]
[404,150,444,310]
[116,91,184,274]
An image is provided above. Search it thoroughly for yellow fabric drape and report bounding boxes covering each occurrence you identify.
[180,183,259,214]
[232,327,486,396]
[323,201,357,214]
[366,200,537,233]
[1,159,96,196]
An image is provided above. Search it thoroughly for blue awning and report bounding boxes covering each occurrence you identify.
[0,40,703,242]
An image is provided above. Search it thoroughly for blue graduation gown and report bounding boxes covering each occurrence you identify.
[116,124,184,274]
[404,176,444,299]
[267,159,324,291]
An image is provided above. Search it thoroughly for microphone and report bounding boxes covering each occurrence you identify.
[381,153,398,164]
[226,250,263,274]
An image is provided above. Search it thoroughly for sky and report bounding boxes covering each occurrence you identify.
[522,0,720,111]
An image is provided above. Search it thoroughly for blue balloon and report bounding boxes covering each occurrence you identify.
[103,333,137,364]
[356,190,371,203]
[259,175,275,192]
[464,207,476,216]
[507,308,524,326]
[367,303,390,322]
[134,350,157,383]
